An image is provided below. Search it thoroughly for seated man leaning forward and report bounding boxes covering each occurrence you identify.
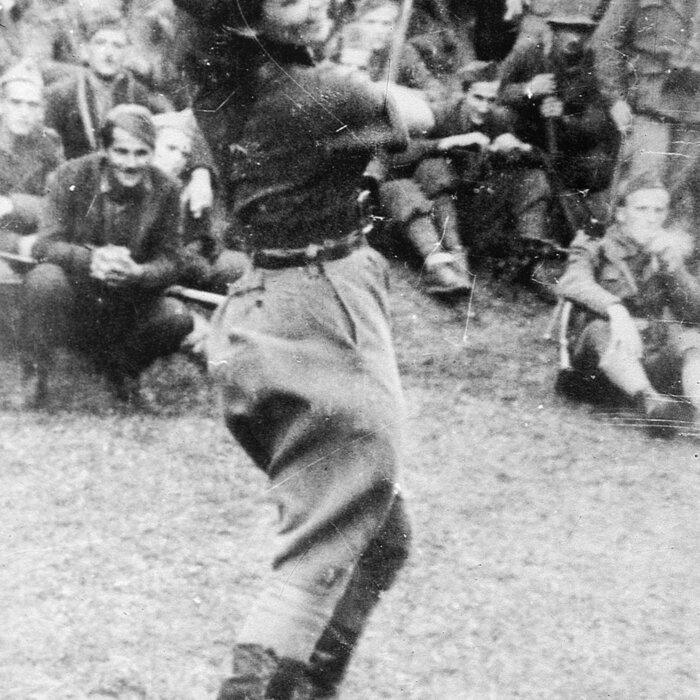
[23,104,193,408]
[558,173,700,436]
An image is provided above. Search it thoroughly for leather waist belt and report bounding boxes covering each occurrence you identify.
[252,231,365,270]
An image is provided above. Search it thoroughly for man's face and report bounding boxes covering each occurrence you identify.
[106,127,153,189]
[357,4,399,52]
[551,27,589,63]
[1,80,43,137]
[86,28,128,79]
[617,188,670,246]
[153,126,191,179]
[260,0,333,46]
[463,80,499,126]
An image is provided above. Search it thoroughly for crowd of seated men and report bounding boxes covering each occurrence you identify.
[2,0,700,432]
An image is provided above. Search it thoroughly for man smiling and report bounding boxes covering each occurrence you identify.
[22,104,193,408]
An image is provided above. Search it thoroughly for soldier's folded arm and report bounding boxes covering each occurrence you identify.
[558,233,623,317]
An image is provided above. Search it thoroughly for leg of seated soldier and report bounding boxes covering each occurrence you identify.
[380,179,470,296]
[307,495,411,698]
[20,262,75,405]
[573,319,654,397]
[113,296,193,378]
[575,319,689,433]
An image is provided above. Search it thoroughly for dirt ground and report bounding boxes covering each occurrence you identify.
[2,263,699,699]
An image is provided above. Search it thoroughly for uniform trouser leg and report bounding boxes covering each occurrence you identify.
[307,494,411,697]
[207,249,409,698]
[573,319,653,397]
[20,263,75,374]
[106,296,193,378]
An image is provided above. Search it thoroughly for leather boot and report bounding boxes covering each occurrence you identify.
[423,252,471,297]
[217,644,314,700]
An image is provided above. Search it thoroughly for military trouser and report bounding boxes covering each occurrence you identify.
[207,246,411,697]
[20,263,193,379]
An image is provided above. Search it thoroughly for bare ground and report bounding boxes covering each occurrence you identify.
[1,262,699,699]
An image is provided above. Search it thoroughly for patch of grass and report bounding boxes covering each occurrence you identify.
[2,263,699,699]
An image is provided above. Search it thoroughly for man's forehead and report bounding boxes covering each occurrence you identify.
[468,81,499,97]
[625,188,669,207]
[4,80,42,101]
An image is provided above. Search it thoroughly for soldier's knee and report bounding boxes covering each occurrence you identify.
[24,263,71,307]
[414,157,459,198]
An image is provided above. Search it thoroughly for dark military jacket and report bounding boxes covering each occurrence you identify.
[34,152,181,294]
[44,68,172,161]
[558,225,700,323]
[593,0,700,122]
[0,123,63,234]
[499,43,619,191]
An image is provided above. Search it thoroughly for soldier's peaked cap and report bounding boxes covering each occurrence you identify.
[0,60,43,91]
[547,14,598,32]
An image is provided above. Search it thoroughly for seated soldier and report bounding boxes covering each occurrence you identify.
[338,0,471,297]
[498,13,620,244]
[45,5,217,246]
[557,174,700,436]
[152,110,249,295]
[401,60,556,289]
[22,104,193,408]
[0,61,63,265]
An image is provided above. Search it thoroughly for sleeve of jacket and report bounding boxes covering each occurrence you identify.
[33,165,93,278]
[7,131,64,231]
[498,45,539,109]
[557,232,623,316]
[135,178,182,291]
[591,0,635,105]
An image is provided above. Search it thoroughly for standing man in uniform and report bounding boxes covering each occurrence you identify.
[593,0,700,188]
[174,0,412,697]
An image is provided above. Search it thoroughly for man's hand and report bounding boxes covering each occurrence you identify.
[181,167,213,219]
[606,303,643,359]
[540,96,563,118]
[610,99,633,133]
[438,132,491,151]
[489,133,532,153]
[90,245,143,287]
[525,73,555,98]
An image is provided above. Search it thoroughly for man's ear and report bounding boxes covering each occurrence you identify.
[615,205,626,226]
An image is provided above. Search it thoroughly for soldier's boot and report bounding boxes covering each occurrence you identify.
[405,216,471,297]
[307,624,360,699]
[430,193,472,277]
[217,644,314,700]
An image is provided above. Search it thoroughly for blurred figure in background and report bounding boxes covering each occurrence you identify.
[0,62,63,264]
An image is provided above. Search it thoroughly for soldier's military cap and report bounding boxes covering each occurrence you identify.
[0,60,43,91]
[546,14,598,32]
[617,171,667,204]
[104,104,157,150]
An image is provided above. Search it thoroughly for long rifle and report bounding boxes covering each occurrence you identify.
[0,251,226,307]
